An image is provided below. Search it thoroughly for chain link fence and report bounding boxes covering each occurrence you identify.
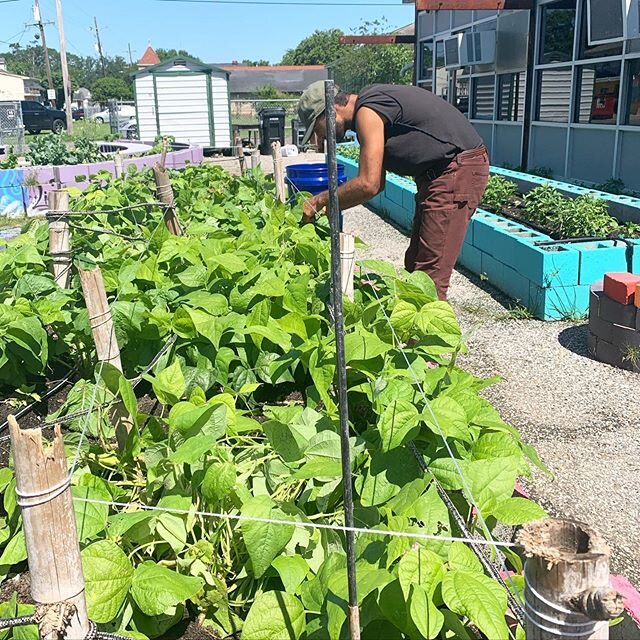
[0,101,26,155]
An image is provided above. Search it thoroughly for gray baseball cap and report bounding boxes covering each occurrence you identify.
[298,81,337,145]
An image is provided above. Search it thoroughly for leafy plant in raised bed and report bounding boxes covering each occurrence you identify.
[0,164,547,640]
[481,175,518,213]
[25,133,105,167]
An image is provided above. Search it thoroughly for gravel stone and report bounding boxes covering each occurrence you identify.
[344,203,640,588]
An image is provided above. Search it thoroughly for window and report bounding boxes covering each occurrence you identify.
[454,75,470,116]
[498,73,525,121]
[435,11,451,34]
[536,68,572,122]
[472,76,495,119]
[625,59,640,125]
[575,61,621,124]
[539,0,576,64]
[586,0,624,45]
[420,41,434,81]
[435,41,448,100]
[579,2,622,59]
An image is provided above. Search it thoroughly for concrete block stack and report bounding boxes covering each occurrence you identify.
[588,273,640,373]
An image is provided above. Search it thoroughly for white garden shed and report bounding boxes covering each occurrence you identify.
[133,58,231,149]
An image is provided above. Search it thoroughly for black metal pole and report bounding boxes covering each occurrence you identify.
[324,79,360,640]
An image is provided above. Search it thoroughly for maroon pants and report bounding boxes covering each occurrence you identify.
[405,146,490,300]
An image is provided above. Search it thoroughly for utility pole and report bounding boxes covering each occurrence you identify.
[54,0,73,134]
[127,43,134,66]
[93,17,106,76]
[33,0,56,106]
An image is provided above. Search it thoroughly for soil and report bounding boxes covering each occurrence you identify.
[0,571,32,605]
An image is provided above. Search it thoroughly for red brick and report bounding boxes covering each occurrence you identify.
[603,273,640,305]
[636,283,640,309]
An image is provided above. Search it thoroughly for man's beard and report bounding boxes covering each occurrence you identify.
[335,121,346,143]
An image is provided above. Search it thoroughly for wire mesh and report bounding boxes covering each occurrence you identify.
[0,101,26,155]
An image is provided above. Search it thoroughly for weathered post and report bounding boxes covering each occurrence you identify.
[78,265,134,450]
[152,162,183,236]
[271,141,286,203]
[113,151,124,179]
[48,190,71,289]
[519,518,624,640]
[340,233,355,301]
[251,148,260,170]
[235,132,245,174]
[8,416,90,640]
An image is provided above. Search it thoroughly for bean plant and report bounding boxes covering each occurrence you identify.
[0,164,548,639]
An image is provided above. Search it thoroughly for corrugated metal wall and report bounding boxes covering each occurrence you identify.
[135,75,157,141]
[211,74,231,148]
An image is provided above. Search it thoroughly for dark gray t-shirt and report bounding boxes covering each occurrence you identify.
[354,84,483,177]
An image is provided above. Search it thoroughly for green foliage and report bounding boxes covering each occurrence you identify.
[255,84,289,100]
[481,176,518,213]
[91,76,133,102]
[281,28,346,65]
[0,164,545,639]
[0,148,19,170]
[25,134,104,166]
[155,48,202,63]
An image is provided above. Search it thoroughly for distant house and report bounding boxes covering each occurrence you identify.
[0,58,42,101]
[217,63,328,98]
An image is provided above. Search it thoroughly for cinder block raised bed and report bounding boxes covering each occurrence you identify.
[338,154,640,320]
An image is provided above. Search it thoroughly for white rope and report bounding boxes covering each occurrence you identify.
[73,496,520,547]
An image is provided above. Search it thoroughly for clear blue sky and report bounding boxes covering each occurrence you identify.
[0,0,414,64]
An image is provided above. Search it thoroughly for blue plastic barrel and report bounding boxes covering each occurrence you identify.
[285,162,347,200]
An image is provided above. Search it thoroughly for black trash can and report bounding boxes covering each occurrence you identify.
[291,118,306,149]
[258,107,286,155]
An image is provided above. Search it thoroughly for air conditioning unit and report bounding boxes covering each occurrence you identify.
[460,31,496,66]
[587,0,638,44]
[444,34,463,69]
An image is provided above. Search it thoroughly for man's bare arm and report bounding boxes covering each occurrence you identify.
[303,107,386,219]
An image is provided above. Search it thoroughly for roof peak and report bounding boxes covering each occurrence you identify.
[138,45,161,67]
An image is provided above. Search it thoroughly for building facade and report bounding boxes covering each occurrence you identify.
[414,0,640,190]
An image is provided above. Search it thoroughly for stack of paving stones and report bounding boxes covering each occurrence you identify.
[588,273,640,372]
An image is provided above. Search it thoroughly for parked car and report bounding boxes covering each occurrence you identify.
[72,107,85,121]
[119,120,138,140]
[21,101,67,134]
[91,105,136,124]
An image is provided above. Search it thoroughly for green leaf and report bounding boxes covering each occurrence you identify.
[398,547,444,599]
[168,402,227,440]
[447,542,483,573]
[263,419,309,463]
[72,484,110,542]
[304,430,342,461]
[415,301,461,346]
[389,301,417,338]
[441,570,509,640]
[82,540,133,623]
[155,513,188,553]
[344,326,392,363]
[423,396,470,442]
[130,562,203,616]
[272,556,309,593]
[411,485,450,534]
[169,434,215,466]
[151,360,185,406]
[465,456,520,514]
[378,399,420,452]
[291,459,342,479]
[201,462,236,502]
[242,591,305,640]
[241,496,294,578]
[409,584,445,640]
[283,273,310,314]
[491,497,547,525]
[0,530,26,565]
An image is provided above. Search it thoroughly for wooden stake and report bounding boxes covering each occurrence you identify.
[48,190,71,289]
[271,141,286,203]
[8,416,90,640]
[519,519,624,640]
[152,162,183,236]
[78,266,134,450]
[113,152,124,179]
[340,233,355,301]
[250,148,260,170]
[235,132,245,174]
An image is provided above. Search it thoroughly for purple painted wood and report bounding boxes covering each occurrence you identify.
[87,161,115,177]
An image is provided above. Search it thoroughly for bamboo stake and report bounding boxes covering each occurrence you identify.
[8,416,90,640]
[250,148,260,170]
[271,141,286,203]
[113,152,124,179]
[235,132,245,174]
[152,163,183,236]
[340,233,355,301]
[48,190,71,289]
[519,519,624,640]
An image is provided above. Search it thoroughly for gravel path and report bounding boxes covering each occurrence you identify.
[343,204,640,588]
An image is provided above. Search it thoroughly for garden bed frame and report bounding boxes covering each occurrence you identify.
[337,153,640,320]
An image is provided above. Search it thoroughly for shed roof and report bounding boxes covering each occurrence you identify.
[217,64,328,94]
[138,46,161,66]
[134,58,229,77]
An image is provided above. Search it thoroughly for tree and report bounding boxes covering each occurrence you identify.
[155,48,202,62]
[91,77,132,102]
[241,59,270,66]
[280,29,348,66]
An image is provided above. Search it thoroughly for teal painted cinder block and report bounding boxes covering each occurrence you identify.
[528,283,590,320]
[518,242,580,288]
[631,241,640,274]
[385,182,404,207]
[502,266,531,304]
[572,240,628,285]
[402,185,417,214]
[464,218,474,246]
[458,243,482,274]
[481,252,504,289]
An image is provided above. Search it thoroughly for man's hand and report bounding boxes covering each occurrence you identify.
[302,195,324,224]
